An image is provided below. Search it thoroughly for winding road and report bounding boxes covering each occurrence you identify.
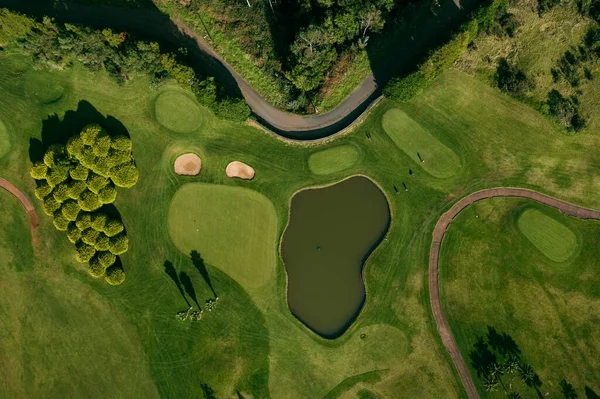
[0,178,39,241]
[429,188,600,399]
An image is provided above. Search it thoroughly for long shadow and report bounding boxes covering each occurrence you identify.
[164,261,190,307]
[201,383,216,399]
[191,250,216,298]
[587,387,600,399]
[179,271,200,309]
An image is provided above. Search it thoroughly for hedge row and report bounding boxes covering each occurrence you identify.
[30,123,137,285]
[384,0,508,102]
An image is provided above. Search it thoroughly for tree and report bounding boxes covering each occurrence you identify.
[104,219,124,237]
[88,256,106,278]
[483,374,499,392]
[93,132,111,157]
[80,124,104,145]
[98,184,117,203]
[76,212,92,230]
[95,234,110,251]
[91,212,108,231]
[68,180,87,199]
[87,173,109,194]
[81,227,100,245]
[560,379,578,399]
[53,211,70,231]
[78,190,102,212]
[70,164,89,180]
[34,181,53,200]
[43,196,61,216]
[508,393,523,399]
[76,241,96,262]
[111,135,132,152]
[106,149,131,167]
[52,182,70,202]
[97,250,117,268]
[105,265,126,286]
[496,58,533,96]
[43,144,68,168]
[109,162,139,188]
[66,134,85,156]
[109,233,128,255]
[30,161,48,180]
[47,165,70,186]
[67,223,82,244]
[61,199,81,221]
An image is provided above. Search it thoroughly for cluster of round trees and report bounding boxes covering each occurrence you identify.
[30,124,138,286]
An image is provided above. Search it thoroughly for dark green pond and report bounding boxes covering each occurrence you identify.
[281,176,390,338]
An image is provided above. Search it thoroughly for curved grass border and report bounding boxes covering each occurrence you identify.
[429,187,600,399]
[0,177,39,243]
[278,174,393,340]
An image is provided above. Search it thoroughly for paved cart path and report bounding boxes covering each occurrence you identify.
[0,177,39,242]
[429,187,600,399]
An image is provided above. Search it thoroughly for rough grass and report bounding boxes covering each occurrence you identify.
[154,90,203,133]
[168,183,277,290]
[0,118,9,159]
[439,198,600,397]
[308,145,360,175]
[518,208,578,262]
[381,108,461,178]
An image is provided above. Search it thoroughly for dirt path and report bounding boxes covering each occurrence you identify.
[429,188,600,399]
[0,177,39,242]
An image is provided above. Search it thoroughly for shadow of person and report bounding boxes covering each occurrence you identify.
[191,250,217,297]
[586,387,600,399]
[164,261,190,307]
[179,271,200,309]
[201,383,216,399]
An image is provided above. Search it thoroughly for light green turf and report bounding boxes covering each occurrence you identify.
[154,90,202,133]
[168,183,277,290]
[381,108,460,178]
[308,145,360,175]
[23,69,65,105]
[518,208,577,262]
[0,119,9,159]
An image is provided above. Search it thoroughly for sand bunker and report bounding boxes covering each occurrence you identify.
[174,153,202,176]
[226,161,255,180]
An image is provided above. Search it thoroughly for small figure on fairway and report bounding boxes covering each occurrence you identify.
[409,169,413,176]
[417,152,425,163]
[403,182,408,191]
[393,185,399,194]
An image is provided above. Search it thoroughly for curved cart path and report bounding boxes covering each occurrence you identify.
[429,187,600,399]
[0,178,39,241]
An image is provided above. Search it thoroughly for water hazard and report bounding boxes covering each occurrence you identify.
[281,176,390,338]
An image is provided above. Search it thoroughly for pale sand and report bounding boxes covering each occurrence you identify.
[226,161,255,180]
[174,153,202,176]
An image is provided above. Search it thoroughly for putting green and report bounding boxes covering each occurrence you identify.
[308,145,360,175]
[24,71,65,104]
[381,108,460,178]
[517,208,577,262]
[155,90,202,133]
[0,119,10,159]
[168,183,277,289]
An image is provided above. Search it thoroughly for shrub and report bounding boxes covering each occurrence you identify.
[93,134,112,157]
[496,58,533,95]
[111,135,132,152]
[66,134,85,156]
[109,233,128,255]
[67,223,82,243]
[109,162,139,188]
[34,181,53,200]
[68,180,87,199]
[52,182,71,203]
[91,212,108,231]
[104,219,124,237]
[61,199,81,221]
[87,173,109,194]
[81,227,100,245]
[216,96,251,123]
[53,211,70,231]
[43,196,61,216]
[76,212,92,230]
[47,165,70,186]
[546,90,587,132]
[97,250,117,267]
[105,265,126,286]
[95,234,110,251]
[70,164,89,181]
[78,190,102,212]
[43,144,68,168]
[30,161,48,180]
[88,256,106,278]
[80,124,103,145]
[98,184,117,203]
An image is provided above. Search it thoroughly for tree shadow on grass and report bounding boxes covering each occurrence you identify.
[164,260,190,307]
[29,100,130,163]
[201,383,216,399]
[191,250,217,298]
[179,271,200,309]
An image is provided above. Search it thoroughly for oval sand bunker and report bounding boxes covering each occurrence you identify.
[226,161,255,180]
[174,153,202,176]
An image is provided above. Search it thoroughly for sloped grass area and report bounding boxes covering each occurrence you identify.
[439,198,600,397]
[154,90,203,133]
[168,183,277,290]
[518,208,578,262]
[308,145,360,175]
[381,108,461,178]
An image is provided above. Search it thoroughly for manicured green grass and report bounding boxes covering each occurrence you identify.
[381,108,461,178]
[518,208,578,262]
[308,145,360,175]
[23,68,66,105]
[168,183,277,290]
[439,199,600,397]
[0,118,9,159]
[154,90,203,133]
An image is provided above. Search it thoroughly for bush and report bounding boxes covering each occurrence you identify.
[111,135,132,152]
[43,144,68,168]
[88,256,106,278]
[61,199,81,221]
[546,90,587,132]
[97,250,117,268]
[52,183,71,203]
[53,211,70,231]
[98,184,117,203]
[70,164,89,181]
[30,161,48,180]
[43,196,61,216]
[95,234,110,251]
[496,58,533,95]
[105,265,126,286]
[87,173,109,194]
[81,227,100,245]
[34,181,53,200]
[215,96,251,123]
[104,219,124,237]
[66,135,85,156]
[80,124,103,145]
[91,212,108,231]
[67,223,82,243]
[109,162,139,188]
[109,233,128,255]
[68,180,87,199]
[78,190,102,212]
[76,212,92,230]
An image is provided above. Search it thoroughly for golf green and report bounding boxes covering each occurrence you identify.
[154,90,203,133]
[517,208,578,262]
[308,145,360,175]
